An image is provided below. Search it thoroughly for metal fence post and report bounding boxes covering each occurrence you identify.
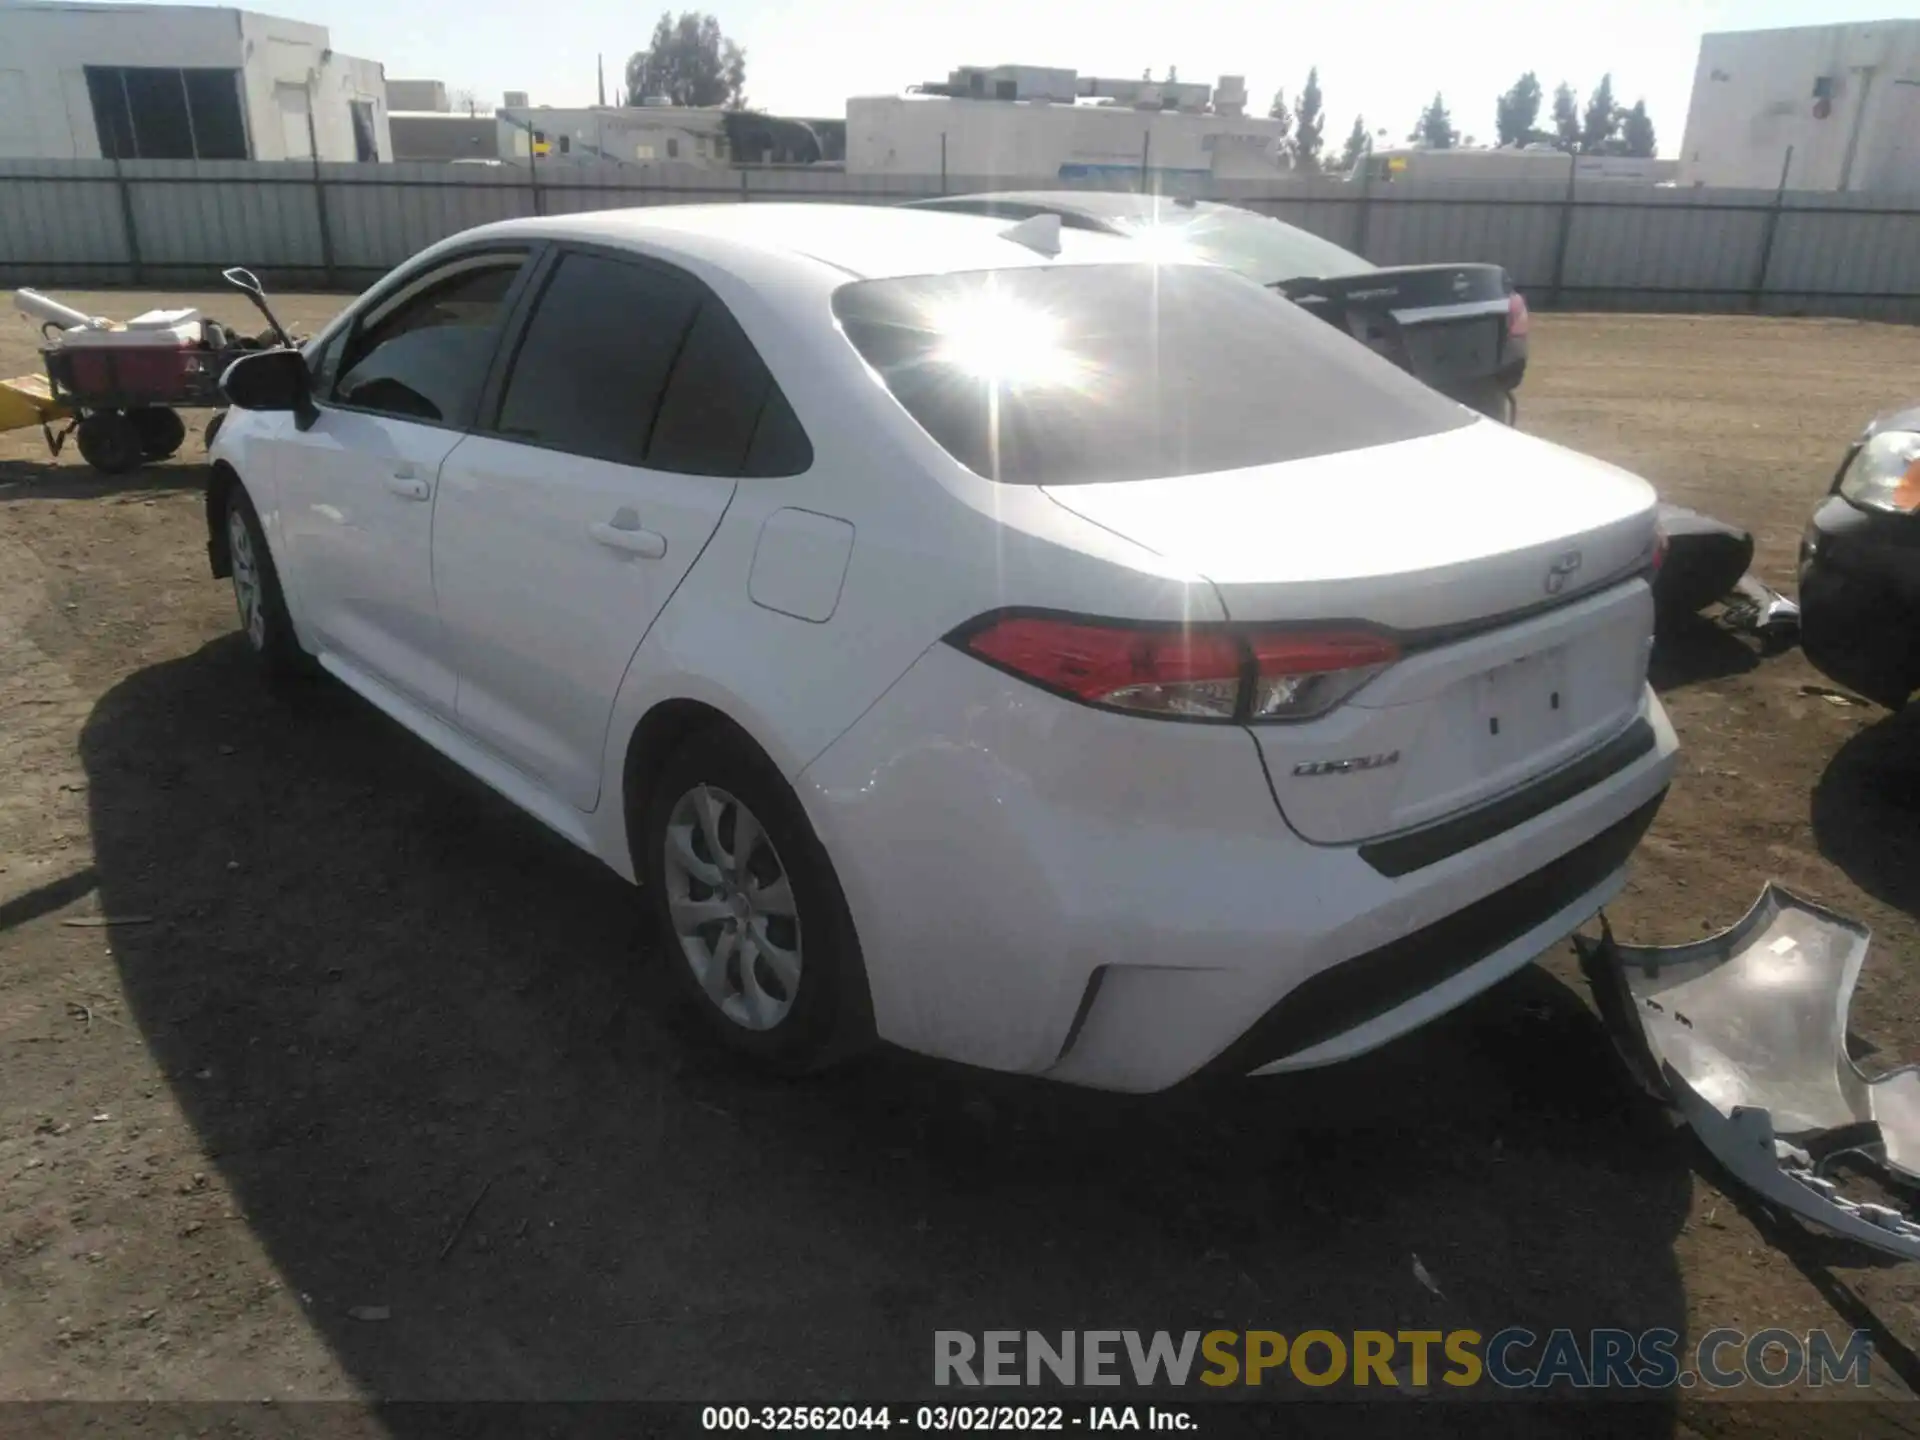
[1352,159,1374,256]
[112,155,144,286]
[739,168,749,203]
[1751,145,1794,312]
[528,150,542,216]
[312,155,338,288]
[1547,152,1577,308]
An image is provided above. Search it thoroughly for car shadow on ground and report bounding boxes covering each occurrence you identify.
[1648,613,1762,694]
[80,638,1704,1421]
[1812,707,1920,922]
[0,456,211,503]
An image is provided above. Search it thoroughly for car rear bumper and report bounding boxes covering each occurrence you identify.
[1799,496,1920,709]
[798,643,1678,1092]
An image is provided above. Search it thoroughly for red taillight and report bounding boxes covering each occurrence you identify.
[1651,527,1669,576]
[1507,290,1530,339]
[955,616,1399,722]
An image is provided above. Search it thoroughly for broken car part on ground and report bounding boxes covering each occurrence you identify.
[1580,885,1920,1261]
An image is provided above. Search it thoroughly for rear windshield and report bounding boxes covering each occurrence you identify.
[833,263,1472,486]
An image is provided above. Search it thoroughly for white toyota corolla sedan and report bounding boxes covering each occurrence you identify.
[207,203,1677,1092]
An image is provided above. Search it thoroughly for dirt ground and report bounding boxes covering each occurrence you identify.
[3,296,1920,1429]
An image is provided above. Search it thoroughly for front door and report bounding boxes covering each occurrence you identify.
[273,249,532,715]
[433,248,794,810]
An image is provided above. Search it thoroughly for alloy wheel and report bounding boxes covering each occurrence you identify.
[228,507,266,651]
[662,784,803,1031]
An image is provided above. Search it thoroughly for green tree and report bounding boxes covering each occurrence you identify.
[1551,81,1581,152]
[1293,67,1325,171]
[1268,87,1294,164]
[1620,99,1656,157]
[1339,114,1371,172]
[1495,72,1542,148]
[625,11,747,110]
[1581,73,1618,153]
[1410,92,1457,148]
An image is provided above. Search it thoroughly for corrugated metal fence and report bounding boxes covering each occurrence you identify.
[3,158,1919,320]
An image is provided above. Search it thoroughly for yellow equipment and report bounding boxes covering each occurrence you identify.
[0,371,68,436]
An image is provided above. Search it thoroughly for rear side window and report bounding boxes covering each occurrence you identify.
[333,255,525,425]
[832,262,1471,485]
[649,301,809,476]
[494,250,810,476]
[494,252,700,465]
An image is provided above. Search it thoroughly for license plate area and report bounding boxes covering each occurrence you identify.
[1474,646,1573,771]
[1402,319,1499,379]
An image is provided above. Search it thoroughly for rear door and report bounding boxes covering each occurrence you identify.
[432,247,794,810]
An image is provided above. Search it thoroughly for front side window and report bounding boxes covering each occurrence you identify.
[833,262,1470,486]
[332,254,526,424]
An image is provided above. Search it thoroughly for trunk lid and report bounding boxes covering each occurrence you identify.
[1042,420,1660,845]
[1278,263,1514,388]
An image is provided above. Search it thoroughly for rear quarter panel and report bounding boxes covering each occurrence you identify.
[584,252,1223,878]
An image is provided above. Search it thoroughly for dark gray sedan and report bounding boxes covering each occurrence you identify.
[905,190,1530,421]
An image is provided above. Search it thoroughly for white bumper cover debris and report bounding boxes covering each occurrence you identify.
[1579,884,1920,1260]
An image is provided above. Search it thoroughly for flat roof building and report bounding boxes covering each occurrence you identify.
[0,2,390,161]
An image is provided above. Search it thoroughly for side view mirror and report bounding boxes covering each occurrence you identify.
[220,348,312,424]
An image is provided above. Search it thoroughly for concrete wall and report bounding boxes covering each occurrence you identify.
[1679,22,1920,191]
[846,96,1290,181]
[0,4,387,162]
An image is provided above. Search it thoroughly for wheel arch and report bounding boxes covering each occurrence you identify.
[618,697,761,875]
[205,459,241,578]
[620,694,877,1058]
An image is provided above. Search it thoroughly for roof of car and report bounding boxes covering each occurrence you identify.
[467,202,1144,281]
[912,191,1232,225]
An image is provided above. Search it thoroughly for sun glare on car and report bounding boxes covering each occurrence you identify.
[927,286,1087,390]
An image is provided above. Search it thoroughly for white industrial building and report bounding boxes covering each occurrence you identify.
[0,2,390,162]
[847,65,1291,182]
[1677,21,1920,191]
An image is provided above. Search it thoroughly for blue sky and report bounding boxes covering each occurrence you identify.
[165,0,1919,150]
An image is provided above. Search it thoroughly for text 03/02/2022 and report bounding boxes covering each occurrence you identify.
[700,1405,1196,1431]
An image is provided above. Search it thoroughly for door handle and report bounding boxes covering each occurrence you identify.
[385,471,430,501]
[589,519,668,559]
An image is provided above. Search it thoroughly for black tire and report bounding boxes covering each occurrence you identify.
[640,727,872,1074]
[222,484,312,680]
[74,411,145,474]
[129,405,187,460]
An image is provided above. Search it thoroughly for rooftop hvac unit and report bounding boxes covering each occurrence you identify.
[503,90,529,107]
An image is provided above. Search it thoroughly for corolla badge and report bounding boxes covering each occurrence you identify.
[1293,751,1401,777]
[1545,549,1584,595]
